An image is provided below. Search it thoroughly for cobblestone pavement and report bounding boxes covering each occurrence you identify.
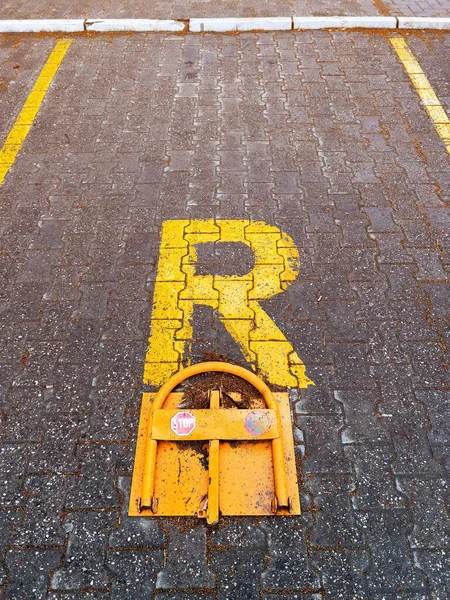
[1,0,449,20]
[0,29,450,599]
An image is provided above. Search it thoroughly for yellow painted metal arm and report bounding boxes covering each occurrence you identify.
[151,409,279,441]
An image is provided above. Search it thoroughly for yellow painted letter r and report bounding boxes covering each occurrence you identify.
[144,220,313,388]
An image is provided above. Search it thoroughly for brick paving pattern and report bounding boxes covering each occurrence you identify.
[0,29,449,598]
[1,0,449,20]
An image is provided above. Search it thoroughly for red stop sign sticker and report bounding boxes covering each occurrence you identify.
[170,411,196,436]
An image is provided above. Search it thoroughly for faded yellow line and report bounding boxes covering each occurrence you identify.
[391,37,450,154]
[0,39,72,185]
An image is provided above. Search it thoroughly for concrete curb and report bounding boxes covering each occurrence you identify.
[0,19,85,32]
[189,17,292,32]
[1,16,450,34]
[398,17,450,30]
[293,16,397,29]
[0,18,186,33]
[84,18,185,32]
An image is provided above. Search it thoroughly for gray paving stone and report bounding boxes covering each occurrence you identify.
[10,475,74,546]
[116,413,140,474]
[51,511,116,591]
[30,219,68,250]
[399,219,434,248]
[364,321,408,366]
[0,509,21,585]
[394,302,439,342]
[294,366,340,415]
[383,416,444,477]
[415,550,450,600]
[108,550,164,599]
[58,320,104,367]
[72,282,116,320]
[329,342,375,389]
[289,321,332,364]
[373,365,419,415]
[424,283,450,319]
[210,519,266,549]
[92,342,138,388]
[313,267,352,301]
[29,302,78,343]
[306,474,362,547]
[48,594,110,600]
[397,478,450,549]
[381,264,426,300]
[4,549,61,599]
[28,415,88,473]
[356,510,427,597]
[212,548,265,600]
[284,282,325,322]
[345,445,405,510]
[0,323,27,367]
[346,249,381,283]
[210,519,267,599]
[408,248,448,281]
[0,387,47,443]
[297,415,351,474]
[43,364,95,417]
[13,0,450,18]
[83,389,129,441]
[371,232,415,264]
[12,341,64,387]
[408,341,449,387]
[264,596,322,600]
[414,391,450,445]
[350,281,392,321]
[334,390,390,444]
[260,517,319,590]
[109,476,164,548]
[65,444,123,509]
[323,300,366,342]
[423,208,450,232]
[312,549,369,600]
[157,592,217,600]
[0,445,28,506]
[156,523,215,590]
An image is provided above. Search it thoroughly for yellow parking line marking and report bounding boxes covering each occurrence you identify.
[0,39,72,185]
[391,37,450,154]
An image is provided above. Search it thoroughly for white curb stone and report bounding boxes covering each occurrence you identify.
[398,17,450,30]
[0,19,85,32]
[1,15,450,34]
[293,16,397,29]
[190,17,292,32]
[84,18,186,32]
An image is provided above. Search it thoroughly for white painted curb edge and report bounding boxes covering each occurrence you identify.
[293,16,397,29]
[1,16,450,33]
[85,19,185,32]
[189,17,292,32]
[0,19,85,33]
[398,17,450,30]
[0,18,186,33]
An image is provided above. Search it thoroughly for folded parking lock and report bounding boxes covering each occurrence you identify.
[129,362,300,524]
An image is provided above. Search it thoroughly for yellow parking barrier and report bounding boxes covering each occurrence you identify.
[130,362,300,523]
